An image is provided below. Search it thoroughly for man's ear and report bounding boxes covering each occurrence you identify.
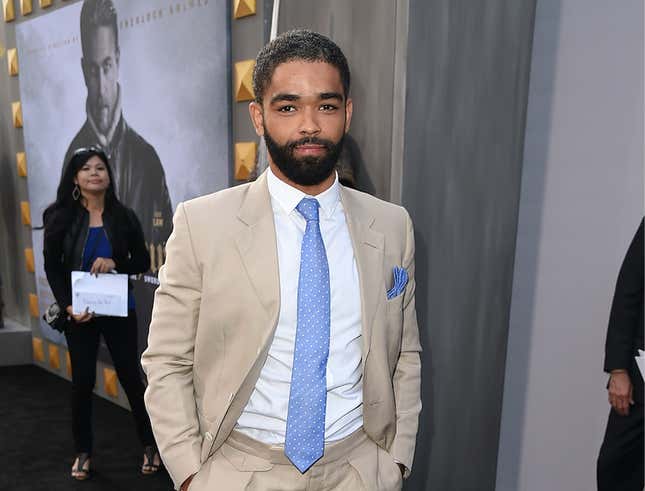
[344,97,353,134]
[81,58,89,88]
[249,101,265,137]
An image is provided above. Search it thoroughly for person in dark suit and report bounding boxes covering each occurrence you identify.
[597,218,644,491]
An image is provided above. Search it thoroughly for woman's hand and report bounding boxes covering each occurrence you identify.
[66,305,93,324]
[90,257,116,275]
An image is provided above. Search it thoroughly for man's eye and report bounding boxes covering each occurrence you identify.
[278,105,296,113]
[320,104,337,111]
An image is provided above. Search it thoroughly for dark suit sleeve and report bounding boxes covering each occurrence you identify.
[113,208,151,274]
[145,146,173,246]
[158,164,173,245]
[43,220,72,309]
[604,218,644,372]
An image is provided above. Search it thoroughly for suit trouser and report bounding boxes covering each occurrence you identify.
[597,404,644,491]
[65,311,155,454]
[190,429,403,491]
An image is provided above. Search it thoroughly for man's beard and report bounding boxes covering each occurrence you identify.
[264,126,344,187]
[92,101,112,134]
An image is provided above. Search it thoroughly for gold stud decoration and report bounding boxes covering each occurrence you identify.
[7,48,18,76]
[234,141,257,180]
[16,152,27,177]
[234,59,255,102]
[3,0,15,22]
[48,344,60,370]
[66,351,72,376]
[20,201,31,225]
[28,293,39,317]
[19,0,31,16]
[39,0,51,7]
[233,0,255,19]
[32,337,45,362]
[103,367,119,397]
[25,248,34,273]
[12,101,23,128]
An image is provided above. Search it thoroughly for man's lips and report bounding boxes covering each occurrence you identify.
[294,144,326,155]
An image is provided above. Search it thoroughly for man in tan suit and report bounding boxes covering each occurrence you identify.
[142,30,421,491]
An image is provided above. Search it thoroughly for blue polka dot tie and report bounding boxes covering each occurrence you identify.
[285,198,330,473]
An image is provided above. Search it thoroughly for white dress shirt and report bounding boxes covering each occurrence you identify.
[235,168,364,444]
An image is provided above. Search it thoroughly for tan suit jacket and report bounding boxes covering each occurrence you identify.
[141,171,422,489]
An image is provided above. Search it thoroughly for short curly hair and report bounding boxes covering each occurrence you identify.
[253,29,350,104]
[80,0,119,54]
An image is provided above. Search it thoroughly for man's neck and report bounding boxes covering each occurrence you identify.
[86,85,122,149]
[268,162,335,196]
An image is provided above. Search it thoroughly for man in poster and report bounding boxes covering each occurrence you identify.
[62,0,173,252]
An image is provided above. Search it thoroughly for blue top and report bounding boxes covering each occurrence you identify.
[82,227,135,310]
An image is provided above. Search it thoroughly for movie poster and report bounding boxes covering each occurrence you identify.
[16,0,230,356]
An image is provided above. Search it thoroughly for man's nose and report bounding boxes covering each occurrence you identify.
[299,107,321,136]
[98,70,108,98]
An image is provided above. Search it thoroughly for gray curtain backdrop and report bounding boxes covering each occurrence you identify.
[276,1,537,489]
[278,0,398,198]
[401,2,536,490]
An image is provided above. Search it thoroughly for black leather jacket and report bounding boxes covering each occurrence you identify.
[43,204,150,310]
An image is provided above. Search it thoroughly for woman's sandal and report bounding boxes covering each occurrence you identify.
[71,453,91,480]
[141,445,162,475]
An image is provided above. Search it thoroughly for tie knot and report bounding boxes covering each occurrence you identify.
[296,198,320,222]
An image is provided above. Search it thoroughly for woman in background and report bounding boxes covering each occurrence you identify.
[43,146,160,480]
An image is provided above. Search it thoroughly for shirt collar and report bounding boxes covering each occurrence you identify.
[266,167,340,219]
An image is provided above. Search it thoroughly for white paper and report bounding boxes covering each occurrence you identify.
[636,350,645,380]
[71,271,128,317]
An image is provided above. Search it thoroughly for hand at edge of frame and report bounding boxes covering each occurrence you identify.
[608,370,634,416]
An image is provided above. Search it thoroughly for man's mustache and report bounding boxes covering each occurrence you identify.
[286,137,334,152]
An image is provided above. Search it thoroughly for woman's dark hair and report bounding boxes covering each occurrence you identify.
[41,146,121,233]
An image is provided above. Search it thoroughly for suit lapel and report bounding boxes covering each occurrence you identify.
[234,171,281,341]
[340,186,384,364]
[232,176,385,366]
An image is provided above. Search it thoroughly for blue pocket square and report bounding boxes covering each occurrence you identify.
[386,266,408,300]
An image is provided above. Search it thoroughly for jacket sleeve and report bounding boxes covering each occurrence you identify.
[113,208,151,275]
[390,210,422,477]
[149,146,174,246]
[158,163,174,245]
[141,202,202,489]
[43,218,72,309]
[604,218,644,372]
